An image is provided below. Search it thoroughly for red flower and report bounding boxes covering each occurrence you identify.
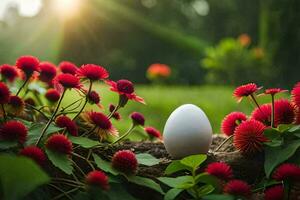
[221,112,247,136]
[15,55,39,76]
[233,83,261,102]
[264,185,284,200]
[205,162,233,181]
[295,107,300,124]
[112,150,138,175]
[0,64,18,82]
[0,121,27,144]
[144,127,162,140]
[86,170,109,190]
[274,99,295,125]
[53,73,81,93]
[130,112,145,126]
[38,62,57,83]
[77,64,109,81]
[264,88,287,96]
[106,79,145,105]
[224,179,251,197]
[0,82,10,104]
[58,61,77,75]
[45,89,61,102]
[234,120,267,155]
[87,91,100,104]
[109,104,121,120]
[7,95,25,115]
[272,163,300,181]
[251,103,272,126]
[45,134,72,155]
[83,111,118,140]
[291,82,300,108]
[20,146,46,166]
[55,116,78,136]
[147,63,171,78]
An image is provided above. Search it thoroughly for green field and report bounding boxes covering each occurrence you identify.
[63,85,279,139]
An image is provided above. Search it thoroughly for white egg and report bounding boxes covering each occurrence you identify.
[163,104,213,159]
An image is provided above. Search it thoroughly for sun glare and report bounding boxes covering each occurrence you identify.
[53,0,82,19]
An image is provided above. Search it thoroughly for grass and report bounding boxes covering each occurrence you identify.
[62,84,283,140]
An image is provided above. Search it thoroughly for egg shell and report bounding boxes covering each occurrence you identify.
[163,104,213,159]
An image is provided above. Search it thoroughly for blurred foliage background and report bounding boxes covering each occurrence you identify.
[1,0,299,86]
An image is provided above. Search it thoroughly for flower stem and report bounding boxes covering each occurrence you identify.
[73,80,93,120]
[35,89,66,146]
[271,95,275,128]
[16,77,30,96]
[108,104,120,119]
[112,124,135,144]
[1,104,7,121]
[250,94,261,110]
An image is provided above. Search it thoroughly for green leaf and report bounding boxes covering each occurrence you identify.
[93,154,119,175]
[46,149,73,174]
[136,153,160,166]
[287,125,300,133]
[202,194,234,200]
[106,183,137,200]
[26,123,63,145]
[0,140,18,149]
[158,176,193,188]
[277,124,293,133]
[294,132,300,138]
[69,136,101,148]
[0,155,49,200]
[180,154,207,171]
[264,128,283,147]
[196,184,215,196]
[164,188,183,200]
[127,176,164,194]
[265,139,300,177]
[164,160,189,175]
[195,173,222,193]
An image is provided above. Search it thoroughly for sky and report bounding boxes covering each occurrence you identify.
[0,0,42,20]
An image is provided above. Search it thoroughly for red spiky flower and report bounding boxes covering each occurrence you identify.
[45,89,60,102]
[0,64,18,82]
[83,111,118,140]
[291,82,300,108]
[106,79,145,105]
[112,150,138,175]
[59,61,77,75]
[205,162,233,181]
[53,73,81,93]
[45,134,72,155]
[15,55,39,76]
[251,103,271,126]
[264,88,288,96]
[130,112,145,126]
[234,120,267,155]
[0,82,10,104]
[224,179,251,197]
[7,95,25,115]
[109,104,121,120]
[77,64,109,81]
[221,112,247,136]
[55,115,78,136]
[0,121,27,144]
[144,127,162,140]
[88,91,100,104]
[86,170,109,190]
[272,163,300,182]
[264,185,284,200]
[274,99,295,125]
[38,62,57,83]
[233,83,261,102]
[20,146,46,166]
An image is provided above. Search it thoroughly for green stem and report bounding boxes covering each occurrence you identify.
[108,104,120,119]
[73,80,93,120]
[16,77,30,96]
[271,95,275,128]
[48,184,73,200]
[25,103,49,120]
[112,124,135,144]
[35,89,66,146]
[1,104,7,121]
[72,152,95,171]
[250,94,261,110]
[60,98,84,113]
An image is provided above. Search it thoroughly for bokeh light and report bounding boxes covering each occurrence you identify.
[52,0,82,19]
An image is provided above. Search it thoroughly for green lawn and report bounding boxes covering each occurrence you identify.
[63,84,280,139]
